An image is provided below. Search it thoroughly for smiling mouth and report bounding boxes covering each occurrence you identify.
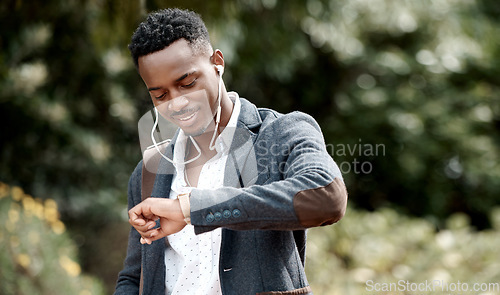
[178,112,196,121]
[171,109,200,127]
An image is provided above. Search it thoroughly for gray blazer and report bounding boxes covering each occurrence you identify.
[114,97,348,295]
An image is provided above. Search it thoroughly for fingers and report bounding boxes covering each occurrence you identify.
[128,199,159,229]
[140,230,160,245]
[134,225,159,245]
[128,198,187,245]
[129,198,180,222]
[139,220,186,244]
[130,220,156,234]
[128,201,160,244]
[128,200,156,221]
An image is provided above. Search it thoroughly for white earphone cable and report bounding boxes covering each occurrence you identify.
[151,107,202,165]
[208,69,223,151]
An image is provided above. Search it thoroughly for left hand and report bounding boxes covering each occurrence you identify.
[128,198,187,244]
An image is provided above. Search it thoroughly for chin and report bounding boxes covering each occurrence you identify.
[183,123,211,137]
[184,118,216,138]
[184,128,206,137]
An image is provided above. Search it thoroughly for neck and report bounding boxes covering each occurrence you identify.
[190,89,233,155]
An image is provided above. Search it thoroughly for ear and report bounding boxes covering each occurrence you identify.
[211,49,224,71]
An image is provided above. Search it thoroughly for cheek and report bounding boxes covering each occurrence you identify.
[188,89,214,111]
[154,101,172,121]
[186,89,209,102]
[204,78,220,108]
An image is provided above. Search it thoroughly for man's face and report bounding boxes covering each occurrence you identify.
[138,39,219,137]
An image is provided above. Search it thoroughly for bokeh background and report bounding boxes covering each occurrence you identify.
[1,0,499,294]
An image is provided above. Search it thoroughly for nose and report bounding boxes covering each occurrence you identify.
[167,95,189,113]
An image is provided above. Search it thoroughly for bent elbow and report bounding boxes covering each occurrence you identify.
[329,192,347,224]
[294,178,348,228]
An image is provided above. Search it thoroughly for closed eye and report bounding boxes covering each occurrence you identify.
[181,79,197,89]
[155,93,167,100]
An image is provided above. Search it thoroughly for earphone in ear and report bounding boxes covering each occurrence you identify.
[215,65,224,76]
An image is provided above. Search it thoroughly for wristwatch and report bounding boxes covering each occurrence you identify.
[177,193,191,225]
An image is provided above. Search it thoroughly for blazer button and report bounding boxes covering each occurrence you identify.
[214,212,222,221]
[206,213,215,223]
[222,210,231,219]
[232,209,241,218]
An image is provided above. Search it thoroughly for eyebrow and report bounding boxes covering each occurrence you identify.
[147,71,197,92]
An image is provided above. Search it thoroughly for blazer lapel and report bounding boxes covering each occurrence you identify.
[224,98,262,188]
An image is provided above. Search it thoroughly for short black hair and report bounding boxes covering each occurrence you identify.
[128,8,212,68]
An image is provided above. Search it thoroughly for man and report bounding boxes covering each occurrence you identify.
[115,8,347,295]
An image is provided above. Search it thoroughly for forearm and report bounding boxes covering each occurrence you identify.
[190,154,347,234]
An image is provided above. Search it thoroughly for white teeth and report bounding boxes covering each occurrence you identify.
[179,112,195,121]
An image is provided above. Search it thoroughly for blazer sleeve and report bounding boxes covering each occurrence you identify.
[190,112,348,234]
[114,162,143,295]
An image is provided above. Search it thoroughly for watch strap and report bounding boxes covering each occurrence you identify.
[177,193,191,225]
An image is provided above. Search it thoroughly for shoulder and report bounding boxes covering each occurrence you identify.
[238,97,321,133]
[258,108,322,136]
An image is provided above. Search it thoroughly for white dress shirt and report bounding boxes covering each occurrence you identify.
[165,92,241,295]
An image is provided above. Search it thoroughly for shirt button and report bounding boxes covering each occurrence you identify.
[223,210,231,219]
[232,209,241,218]
[206,213,215,223]
[214,212,222,221]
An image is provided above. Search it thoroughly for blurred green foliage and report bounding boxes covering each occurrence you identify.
[0,182,105,295]
[1,0,499,292]
[306,206,500,294]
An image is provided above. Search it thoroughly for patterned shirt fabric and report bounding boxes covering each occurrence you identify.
[165,93,241,295]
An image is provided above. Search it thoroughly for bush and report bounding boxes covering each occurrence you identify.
[0,182,105,295]
[306,207,500,294]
